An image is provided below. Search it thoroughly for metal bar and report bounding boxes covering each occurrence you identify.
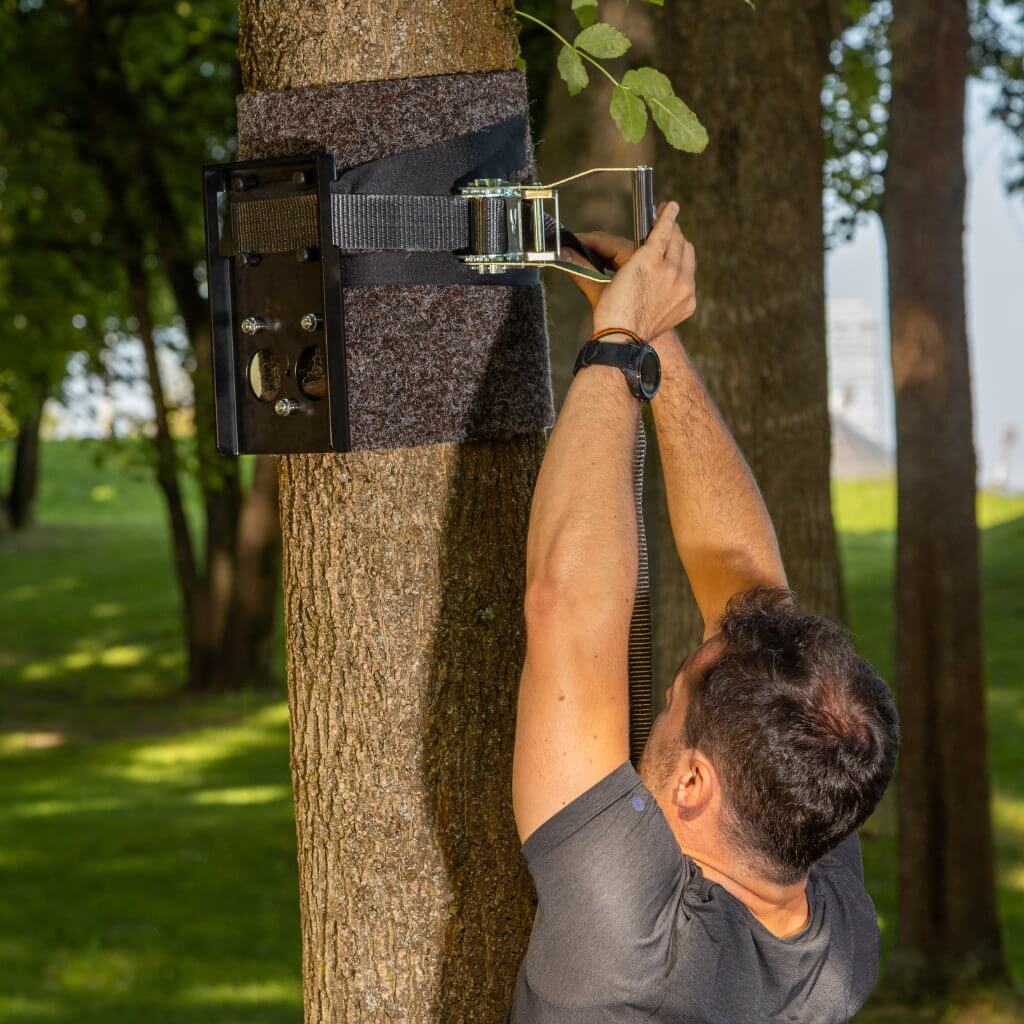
[632,165,656,248]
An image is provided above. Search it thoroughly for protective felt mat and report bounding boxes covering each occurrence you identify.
[236,71,553,450]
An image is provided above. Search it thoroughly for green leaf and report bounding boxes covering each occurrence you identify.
[621,66,673,101]
[571,0,599,28]
[557,45,589,96]
[574,22,631,59]
[639,0,665,5]
[648,94,708,153]
[610,85,648,144]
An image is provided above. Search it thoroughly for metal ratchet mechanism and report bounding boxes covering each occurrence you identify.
[459,165,656,283]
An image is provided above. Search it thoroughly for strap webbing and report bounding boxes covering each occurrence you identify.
[629,415,654,766]
[230,191,510,257]
[332,193,472,253]
[231,193,318,254]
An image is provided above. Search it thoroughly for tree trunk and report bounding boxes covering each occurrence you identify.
[883,0,1005,994]
[237,2,541,1020]
[215,453,280,690]
[5,401,43,531]
[128,256,205,686]
[654,1,842,653]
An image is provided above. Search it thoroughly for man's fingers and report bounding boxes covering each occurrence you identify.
[560,247,605,304]
[576,230,634,266]
[666,226,686,268]
[642,200,680,257]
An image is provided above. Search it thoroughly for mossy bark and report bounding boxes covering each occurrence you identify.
[237,2,541,1020]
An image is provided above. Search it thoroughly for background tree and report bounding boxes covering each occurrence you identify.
[885,0,1005,994]
[651,0,845,661]
[826,0,1024,994]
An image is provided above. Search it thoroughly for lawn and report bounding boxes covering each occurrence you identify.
[1,441,1022,1022]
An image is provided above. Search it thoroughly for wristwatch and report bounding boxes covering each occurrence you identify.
[572,339,662,402]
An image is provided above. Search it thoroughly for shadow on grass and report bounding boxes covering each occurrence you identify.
[0,700,301,1024]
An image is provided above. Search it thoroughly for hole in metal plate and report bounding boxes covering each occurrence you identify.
[247,349,283,402]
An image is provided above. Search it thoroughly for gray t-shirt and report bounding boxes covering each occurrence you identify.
[508,762,880,1024]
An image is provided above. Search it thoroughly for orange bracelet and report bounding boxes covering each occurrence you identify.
[590,326,645,344]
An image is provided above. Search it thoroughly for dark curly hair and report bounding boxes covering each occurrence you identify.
[683,587,899,885]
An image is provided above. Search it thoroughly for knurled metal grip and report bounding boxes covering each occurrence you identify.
[459,165,656,281]
[203,153,348,455]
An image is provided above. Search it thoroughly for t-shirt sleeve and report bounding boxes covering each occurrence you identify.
[520,761,689,1010]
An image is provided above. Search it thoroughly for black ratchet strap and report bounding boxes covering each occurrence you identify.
[225,117,538,287]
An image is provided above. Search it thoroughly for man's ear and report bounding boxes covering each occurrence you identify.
[672,751,716,817]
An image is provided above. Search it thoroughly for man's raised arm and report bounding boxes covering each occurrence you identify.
[513,204,697,843]
[572,230,786,639]
[650,334,787,638]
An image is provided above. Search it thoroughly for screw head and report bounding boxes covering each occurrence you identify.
[232,175,257,192]
[292,169,311,186]
[274,398,301,417]
[240,316,264,336]
[295,247,319,263]
[239,251,262,268]
[300,313,322,333]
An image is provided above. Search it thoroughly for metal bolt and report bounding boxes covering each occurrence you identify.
[239,252,262,268]
[232,175,257,192]
[240,316,265,335]
[295,247,319,263]
[300,313,323,333]
[274,398,301,417]
[292,169,312,186]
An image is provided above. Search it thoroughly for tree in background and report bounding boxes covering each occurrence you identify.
[826,0,1024,994]
[0,21,115,531]
[651,0,845,660]
[1,0,279,690]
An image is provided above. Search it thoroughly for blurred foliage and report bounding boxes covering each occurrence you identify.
[824,0,1024,241]
[0,0,237,432]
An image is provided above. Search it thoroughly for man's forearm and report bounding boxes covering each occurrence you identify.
[525,360,638,625]
[650,332,786,636]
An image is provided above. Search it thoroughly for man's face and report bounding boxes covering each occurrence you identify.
[640,636,721,790]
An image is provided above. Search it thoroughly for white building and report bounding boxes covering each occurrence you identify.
[827,298,888,446]
[827,298,893,479]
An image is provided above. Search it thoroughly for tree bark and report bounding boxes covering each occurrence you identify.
[5,400,43,531]
[883,0,1006,994]
[237,2,540,1020]
[654,0,843,652]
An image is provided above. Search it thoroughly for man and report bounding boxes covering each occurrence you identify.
[507,202,900,1023]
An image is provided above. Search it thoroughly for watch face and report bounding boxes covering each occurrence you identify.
[638,347,662,400]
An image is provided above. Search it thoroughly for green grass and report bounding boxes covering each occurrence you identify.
[834,481,1024,1018]
[1,442,1023,1021]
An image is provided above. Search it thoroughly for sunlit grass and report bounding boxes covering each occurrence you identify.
[0,447,1021,1022]
[835,478,1024,1020]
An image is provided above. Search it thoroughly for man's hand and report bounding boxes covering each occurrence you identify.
[562,201,697,340]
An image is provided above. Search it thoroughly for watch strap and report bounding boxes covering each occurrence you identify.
[573,339,639,376]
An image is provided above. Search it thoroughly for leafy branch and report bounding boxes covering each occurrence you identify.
[513,3,709,153]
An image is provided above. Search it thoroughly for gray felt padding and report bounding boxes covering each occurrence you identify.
[236,72,553,451]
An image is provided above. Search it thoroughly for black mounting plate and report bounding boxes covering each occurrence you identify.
[202,152,349,454]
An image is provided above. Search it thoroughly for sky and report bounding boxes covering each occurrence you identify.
[826,81,1024,488]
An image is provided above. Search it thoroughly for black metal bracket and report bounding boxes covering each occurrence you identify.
[202,152,349,455]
